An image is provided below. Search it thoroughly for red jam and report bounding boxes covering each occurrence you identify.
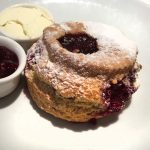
[102,73,136,114]
[58,33,98,54]
[0,46,19,79]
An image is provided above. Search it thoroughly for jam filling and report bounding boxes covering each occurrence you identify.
[0,46,19,79]
[102,73,136,114]
[58,33,99,54]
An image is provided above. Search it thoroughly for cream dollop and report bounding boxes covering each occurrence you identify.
[0,4,54,39]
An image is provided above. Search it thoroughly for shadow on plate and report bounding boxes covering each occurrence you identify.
[0,76,25,108]
[23,84,131,132]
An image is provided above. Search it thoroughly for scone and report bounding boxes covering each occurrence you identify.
[25,21,141,122]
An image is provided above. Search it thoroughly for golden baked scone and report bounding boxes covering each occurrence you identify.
[25,21,141,122]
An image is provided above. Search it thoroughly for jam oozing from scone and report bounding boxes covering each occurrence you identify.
[102,73,136,114]
[0,46,19,79]
[58,33,99,54]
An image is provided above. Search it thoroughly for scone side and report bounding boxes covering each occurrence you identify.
[25,70,104,122]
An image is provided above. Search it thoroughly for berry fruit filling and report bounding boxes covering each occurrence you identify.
[102,73,137,114]
[58,33,99,54]
[0,46,19,79]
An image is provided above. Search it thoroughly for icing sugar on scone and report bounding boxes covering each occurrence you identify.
[25,21,141,122]
[85,21,137,56]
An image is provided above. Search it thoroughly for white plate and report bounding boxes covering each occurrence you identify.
[0,0,150,150]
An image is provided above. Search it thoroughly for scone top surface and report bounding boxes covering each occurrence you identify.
[43,21,137,76]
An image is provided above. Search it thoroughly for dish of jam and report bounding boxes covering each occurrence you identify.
[0,46,19,79]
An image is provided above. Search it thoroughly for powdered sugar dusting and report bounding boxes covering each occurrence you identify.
[51,42,61,50]
[60,23,71,32]
[84,21,137,57]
